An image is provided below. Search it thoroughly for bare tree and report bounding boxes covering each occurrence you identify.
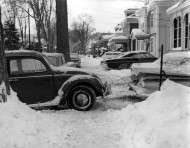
[2,0,54,51]
[0,7,10,102]
[2,0,28,48]
[24,0,54,51]
[70,14,95,54]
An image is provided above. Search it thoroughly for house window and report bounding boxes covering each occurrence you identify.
[150,12,153,27]
[173,17,181,48]
[185,14,189,49]
[141,40,144,51]
[150,37,153,52]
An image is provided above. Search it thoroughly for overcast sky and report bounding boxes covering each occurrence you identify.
[67,0,144,33]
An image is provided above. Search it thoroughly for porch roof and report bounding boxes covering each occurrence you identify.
[166,1,180,15]
[108,36,129,44]
[131,29,150,40]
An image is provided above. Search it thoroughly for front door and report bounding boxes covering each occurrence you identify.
[8,58,55,104]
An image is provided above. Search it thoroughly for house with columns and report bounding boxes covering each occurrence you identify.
[132,0,179,57]
[166,0,190,51]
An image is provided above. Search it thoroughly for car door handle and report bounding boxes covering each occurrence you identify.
[9,78,19,82]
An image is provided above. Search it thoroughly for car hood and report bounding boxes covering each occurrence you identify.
[51,65,94,75]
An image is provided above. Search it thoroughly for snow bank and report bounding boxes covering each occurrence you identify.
[108,79,190,148]
[1,55,190,148]
[0,91,62,148]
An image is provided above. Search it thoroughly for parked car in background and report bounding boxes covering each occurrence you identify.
[6,50,111,111]
[70,53,81,68]
[101,51,121,60]
[129,51,190,97]
[102,51,157,70]
[43,52,76,67]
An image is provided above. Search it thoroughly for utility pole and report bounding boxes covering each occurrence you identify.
[56,0,70,62]
[28,8,30,49]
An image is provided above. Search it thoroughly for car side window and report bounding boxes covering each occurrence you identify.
[10,60,19,74]
[21,59,46,73]
[48,56,57,66]
[132,54,141,58]
[144,53,154,58]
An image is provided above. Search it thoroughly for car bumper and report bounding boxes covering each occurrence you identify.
[128,82,149,100]
[103,81,112,96]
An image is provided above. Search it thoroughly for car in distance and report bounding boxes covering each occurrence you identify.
[70,53,81,68]
[6,50,111,111]
[129,51,190,97]
[101,51,121,60]
[43,52,76,67]
[101,51,157,70]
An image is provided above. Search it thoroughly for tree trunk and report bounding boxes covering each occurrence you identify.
[36,21,42,52]
[56,0,70,62]
[0,7,10,102]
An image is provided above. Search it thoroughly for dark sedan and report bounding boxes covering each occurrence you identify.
[101,51,157,70]
[5,50,111,111]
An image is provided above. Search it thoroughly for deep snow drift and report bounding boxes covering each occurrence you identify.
[0,56,190,148]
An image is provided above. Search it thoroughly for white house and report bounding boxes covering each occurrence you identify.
[131,6,150,52]
[133,0,179,57]
[166,0,190,51]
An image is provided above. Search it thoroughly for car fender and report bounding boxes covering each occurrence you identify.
[58,75,104,105]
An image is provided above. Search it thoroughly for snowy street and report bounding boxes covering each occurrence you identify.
[0,56,190,148]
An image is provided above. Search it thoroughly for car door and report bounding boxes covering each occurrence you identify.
[8,57,55,105]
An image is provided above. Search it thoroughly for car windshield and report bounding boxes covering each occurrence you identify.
[116,53,135,58]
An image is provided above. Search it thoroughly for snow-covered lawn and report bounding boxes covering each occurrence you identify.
[0,56,190,148]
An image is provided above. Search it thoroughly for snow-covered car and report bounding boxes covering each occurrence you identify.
[101,51,121,60]
[70,53,81,68]
[5,50,111,111]
[43,52,76,67]
[101,51,157,70]
[129,51,190,97]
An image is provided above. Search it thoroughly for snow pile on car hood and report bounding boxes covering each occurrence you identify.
[131,51,190,76]
[107,79,190,147]
[0,90,62,148]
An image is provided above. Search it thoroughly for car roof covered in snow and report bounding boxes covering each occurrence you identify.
[42,52,64,57]
[163,51,190,59]
[5,50,44,58]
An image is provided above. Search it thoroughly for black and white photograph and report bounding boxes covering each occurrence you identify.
[0,0,190,147]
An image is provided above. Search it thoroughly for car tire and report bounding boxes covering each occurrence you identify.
[68,85,96,111]
[119,63,131,69]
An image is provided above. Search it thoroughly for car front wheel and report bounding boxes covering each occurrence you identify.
[68,85,96,111]
[119,63,131,69]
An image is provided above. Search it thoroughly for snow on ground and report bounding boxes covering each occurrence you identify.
[0,55,190,148]
[81,55,134,98]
